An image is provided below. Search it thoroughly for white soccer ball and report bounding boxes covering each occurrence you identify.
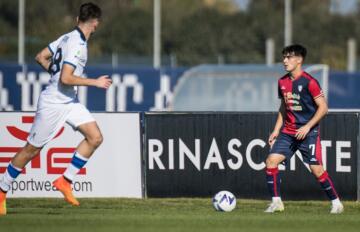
[212,190,236,212]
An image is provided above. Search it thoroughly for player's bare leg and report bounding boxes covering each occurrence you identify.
[310,164,344,214]
[264,154,286,213]
[265,154,285,169]
[0,143,41,215]
[76,121,103,159]
[11,143,42,169]
[53,121,103,206]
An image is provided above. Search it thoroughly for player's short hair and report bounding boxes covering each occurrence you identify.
[78,2,102,22]
[282,44,307,60]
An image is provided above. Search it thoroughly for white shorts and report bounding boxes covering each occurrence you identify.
[27,100,95,148]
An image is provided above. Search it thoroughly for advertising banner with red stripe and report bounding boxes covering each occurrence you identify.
[0,112,142,198]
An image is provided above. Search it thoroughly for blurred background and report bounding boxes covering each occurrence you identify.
[1,0,360,111]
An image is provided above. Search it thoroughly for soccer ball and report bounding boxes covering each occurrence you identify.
[212,190,236,212]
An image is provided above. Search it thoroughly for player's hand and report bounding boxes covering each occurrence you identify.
[95,75,112,89]
[295,125,311,140]
[268,130,279,148]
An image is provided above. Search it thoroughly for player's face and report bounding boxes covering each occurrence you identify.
[86,18,100,34]
[283,52,302,72]
[91,18,100,33]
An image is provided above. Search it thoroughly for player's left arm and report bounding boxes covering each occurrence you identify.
[60,64,112,88]
[35,47,53,72]
[296,78,328,140]
[295,96,328,140]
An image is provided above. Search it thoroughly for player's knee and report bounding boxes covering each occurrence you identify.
[94,134,103,147]
[265,158,272,167]
[265,156,278,168]
[88,133,103,148]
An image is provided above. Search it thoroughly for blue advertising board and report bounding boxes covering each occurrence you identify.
[1,63,360,111]
[0,64,186,112]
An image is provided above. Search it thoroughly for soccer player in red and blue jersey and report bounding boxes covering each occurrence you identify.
[264,44,344,214]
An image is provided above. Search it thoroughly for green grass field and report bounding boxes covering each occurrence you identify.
[0,198,360,232]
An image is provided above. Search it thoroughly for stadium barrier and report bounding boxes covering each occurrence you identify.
[0,112,143,198]
[0,64,185,112]
[0,111,359,200]
[328,72,360,109]
[170,64,329,111]
[3,63,360,112]
[144,112,359,200]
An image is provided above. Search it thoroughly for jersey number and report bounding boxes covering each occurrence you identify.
[309,144,315,157]
[50,48,62,75]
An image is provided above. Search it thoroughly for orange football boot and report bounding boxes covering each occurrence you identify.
[0,191,6,215]
[53,176,80,206]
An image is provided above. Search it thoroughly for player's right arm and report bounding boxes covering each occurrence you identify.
[268,100,285,147]
[35,47,53,72]
[60,64,112,89]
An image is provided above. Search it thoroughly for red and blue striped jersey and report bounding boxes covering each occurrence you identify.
[278,71,324,135]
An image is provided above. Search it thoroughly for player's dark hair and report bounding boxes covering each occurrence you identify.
[282,44,307,60]
[78,2,102,22]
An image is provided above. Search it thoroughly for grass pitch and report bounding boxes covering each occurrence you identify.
[0,198,360,232]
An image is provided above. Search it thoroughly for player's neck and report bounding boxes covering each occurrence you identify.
[77,25,91,41]
[290,68,303,80]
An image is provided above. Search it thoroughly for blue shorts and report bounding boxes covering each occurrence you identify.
[269,130,322,165]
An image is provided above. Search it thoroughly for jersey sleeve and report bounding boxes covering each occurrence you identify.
[62,39,81,69]
[47,36,63,55]
[308,79,324,99]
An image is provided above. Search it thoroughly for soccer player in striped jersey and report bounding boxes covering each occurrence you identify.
[0,2,112,215]
[264,44,344,214]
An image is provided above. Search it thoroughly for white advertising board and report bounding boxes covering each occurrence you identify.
[0,112,142,198]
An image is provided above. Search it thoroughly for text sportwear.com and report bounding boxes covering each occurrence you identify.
[10,179,93,194]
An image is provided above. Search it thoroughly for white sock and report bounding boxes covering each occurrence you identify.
[331,198,341,205]
[272,197,282,202]
[63,152,88,182]
[0,165,22,192]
